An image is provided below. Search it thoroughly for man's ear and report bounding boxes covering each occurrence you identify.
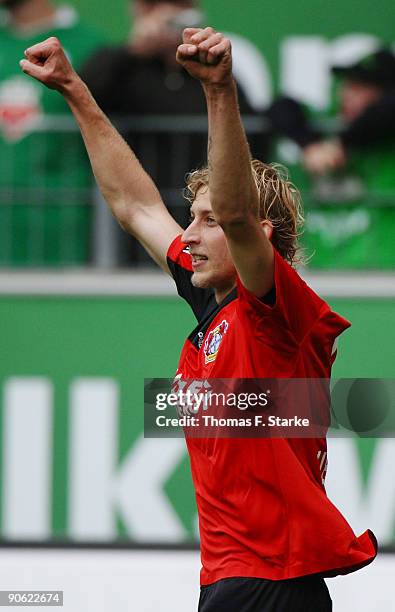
[261,219,273,241]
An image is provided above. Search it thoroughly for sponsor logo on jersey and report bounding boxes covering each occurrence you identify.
[0,76,42,141]
[197,331,205,349]
[204,320,229,364]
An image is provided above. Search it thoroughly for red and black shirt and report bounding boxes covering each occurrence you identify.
[167,234,377,585]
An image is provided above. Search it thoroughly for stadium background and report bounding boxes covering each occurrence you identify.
[0,0,394,610]
[61,0,395,52]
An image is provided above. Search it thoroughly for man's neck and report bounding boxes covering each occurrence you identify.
[215,282,237,305]
[8,0,56,33]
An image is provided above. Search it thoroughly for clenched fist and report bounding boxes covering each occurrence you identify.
[176,27,233,87]
[19,37,78,94]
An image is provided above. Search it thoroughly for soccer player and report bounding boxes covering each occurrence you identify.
[20,27,376,611]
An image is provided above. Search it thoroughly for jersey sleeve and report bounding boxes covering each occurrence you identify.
[167,235,213,321]
[236,248,350,351]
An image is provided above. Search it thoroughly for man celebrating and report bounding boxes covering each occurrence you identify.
[20,27,376,611]
[80,0,268,265]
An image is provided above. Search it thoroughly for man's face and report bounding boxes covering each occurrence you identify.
[181,188,237,298]
[339,80,383,122]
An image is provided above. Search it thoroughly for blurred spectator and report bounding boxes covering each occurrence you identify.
[267,48,395,269]
[81,0,271,265]
[0,0,105,266]
[269,49,395,174]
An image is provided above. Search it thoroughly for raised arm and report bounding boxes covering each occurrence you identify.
[177,28,274,297]
[19,37,181,272]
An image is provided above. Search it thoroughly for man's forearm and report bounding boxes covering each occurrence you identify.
[62,78,162,229]
[203,80,259,224]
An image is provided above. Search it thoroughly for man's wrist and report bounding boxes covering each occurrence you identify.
[62,76,87,103]
[203,77,237,98]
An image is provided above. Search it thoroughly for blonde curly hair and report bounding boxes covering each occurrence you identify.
[184,160,305,266]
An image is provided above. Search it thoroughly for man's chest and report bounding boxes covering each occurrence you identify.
[178,306,257,378]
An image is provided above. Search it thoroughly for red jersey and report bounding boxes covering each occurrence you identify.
[167,235,377,585]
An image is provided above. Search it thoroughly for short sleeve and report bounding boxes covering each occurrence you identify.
[236,249,350,347]
[167,235,213,321]
[310,307,351,367]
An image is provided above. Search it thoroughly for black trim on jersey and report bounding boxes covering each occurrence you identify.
[188,287,238,350]
[185,284,276,350]
[167,252,276,350]
[167,256,213,321]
